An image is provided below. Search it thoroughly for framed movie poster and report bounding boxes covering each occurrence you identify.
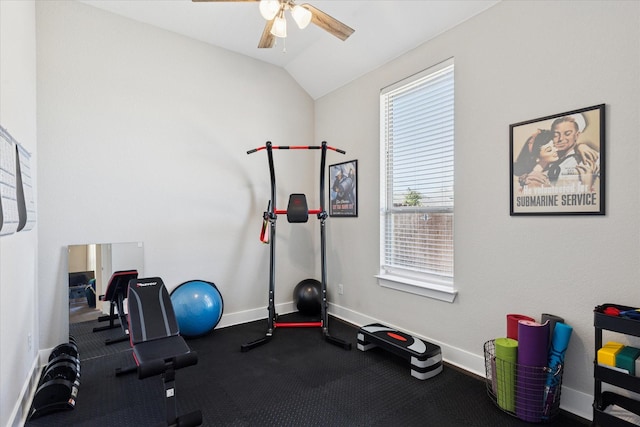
[510,104,605,216]
[329,160,357,217]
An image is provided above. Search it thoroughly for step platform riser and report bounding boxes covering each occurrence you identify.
[357,323,442,380]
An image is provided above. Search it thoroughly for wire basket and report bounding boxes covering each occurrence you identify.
[484,339,563,423]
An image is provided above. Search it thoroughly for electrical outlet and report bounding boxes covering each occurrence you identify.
[338,283,344,295]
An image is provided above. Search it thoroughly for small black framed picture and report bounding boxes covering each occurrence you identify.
[329,160,357,217]
[510,104,605,216]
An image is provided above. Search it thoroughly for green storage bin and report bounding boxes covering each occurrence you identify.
[616,346,640,375]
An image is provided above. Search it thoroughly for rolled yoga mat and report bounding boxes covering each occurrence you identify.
[541,313,565,344]
[543,322,572,417]
[495,338,518,412]
[507,314,535,340]
[516,320,550,422]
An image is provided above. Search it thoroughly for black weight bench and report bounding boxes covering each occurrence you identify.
[93,270,138,345]
[127,277,202,427]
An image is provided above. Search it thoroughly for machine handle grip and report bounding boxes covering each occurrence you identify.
[247,144,345,154]
[136,351,198,379]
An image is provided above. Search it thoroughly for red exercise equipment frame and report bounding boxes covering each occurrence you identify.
[241,141,351,352]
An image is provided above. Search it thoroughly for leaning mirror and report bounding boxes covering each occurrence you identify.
[68,242,144,324]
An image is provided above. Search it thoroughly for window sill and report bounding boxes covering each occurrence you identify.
[375,274,457,303]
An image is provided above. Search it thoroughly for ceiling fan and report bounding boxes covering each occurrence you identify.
[192,0,355,49]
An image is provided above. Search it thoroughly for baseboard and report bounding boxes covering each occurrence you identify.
[559,387,593,422]
[217,301,296,329]
[8,352,43,427]
[327,303,594,422]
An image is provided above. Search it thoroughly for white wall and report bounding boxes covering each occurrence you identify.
[0,1,39,425]
[35,0,318,351]
[316,0,640,419]
[5,0,639,423]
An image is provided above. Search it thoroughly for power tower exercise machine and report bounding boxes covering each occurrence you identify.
[242,141,351,352]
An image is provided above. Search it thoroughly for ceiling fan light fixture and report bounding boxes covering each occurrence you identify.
[193,0,354,49]
[259,0,280,21]
[270,14,287,38]
[291,5,312,29]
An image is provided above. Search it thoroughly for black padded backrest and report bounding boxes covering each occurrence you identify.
[287,193,308,223]
[103,270,138,301]
[127,277,179,345]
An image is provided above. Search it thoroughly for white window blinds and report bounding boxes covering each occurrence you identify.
[380,59,454,282]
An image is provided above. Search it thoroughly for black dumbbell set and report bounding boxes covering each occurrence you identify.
[27,336,80,420]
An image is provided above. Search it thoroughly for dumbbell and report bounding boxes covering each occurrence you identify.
[48,342,79,362]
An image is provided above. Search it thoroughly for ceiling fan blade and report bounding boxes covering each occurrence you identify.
[301,3,354,41]
[258,19,276,48]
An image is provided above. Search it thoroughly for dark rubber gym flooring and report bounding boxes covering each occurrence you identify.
[26,314,589,426]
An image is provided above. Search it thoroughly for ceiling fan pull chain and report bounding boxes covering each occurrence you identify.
[282,37,287,54]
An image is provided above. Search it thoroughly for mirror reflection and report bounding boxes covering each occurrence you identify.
[68,242,144,324]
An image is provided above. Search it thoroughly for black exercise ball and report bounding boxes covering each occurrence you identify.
[293,279,322,316]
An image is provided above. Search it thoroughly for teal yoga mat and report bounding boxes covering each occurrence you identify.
[543,322,572,417]
[495,337,518,412]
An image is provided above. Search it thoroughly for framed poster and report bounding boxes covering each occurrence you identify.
[510,104,605,216]
[329,160,357,217]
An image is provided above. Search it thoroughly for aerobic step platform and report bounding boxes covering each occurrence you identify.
[357,323,442,380]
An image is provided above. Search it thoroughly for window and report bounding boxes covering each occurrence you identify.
[378,58,456,302]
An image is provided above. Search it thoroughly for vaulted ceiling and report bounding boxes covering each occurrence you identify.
[79,0,500,99]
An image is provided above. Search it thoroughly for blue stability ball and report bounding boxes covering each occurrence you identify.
[170,280,223,337]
